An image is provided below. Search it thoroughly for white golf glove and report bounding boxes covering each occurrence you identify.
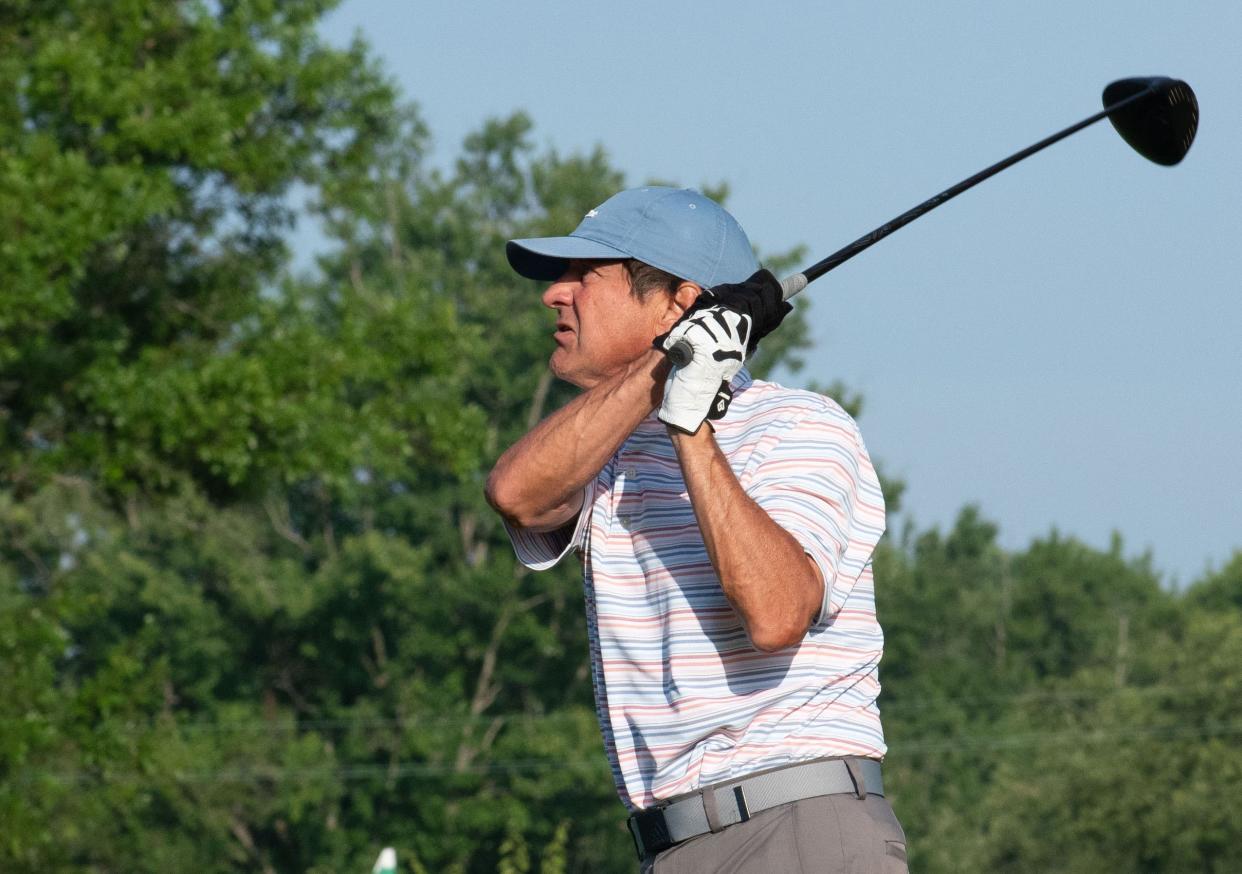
[658,306,752,433]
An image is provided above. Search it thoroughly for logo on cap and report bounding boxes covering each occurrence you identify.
[585,209,599,219]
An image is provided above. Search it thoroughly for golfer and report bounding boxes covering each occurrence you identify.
[486,187,906,872]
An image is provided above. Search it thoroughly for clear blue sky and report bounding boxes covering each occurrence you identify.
[317,1,1241,584]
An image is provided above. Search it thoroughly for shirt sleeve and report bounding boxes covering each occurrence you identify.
[743,405,886,624]
[502,482,593,571]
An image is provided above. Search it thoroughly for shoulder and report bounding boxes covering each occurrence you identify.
[730,373,862,439]
[713,372,873,479]
[731,376,883,503]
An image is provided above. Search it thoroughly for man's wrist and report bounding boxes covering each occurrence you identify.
[618,347,672,411]
[667,419,716,447]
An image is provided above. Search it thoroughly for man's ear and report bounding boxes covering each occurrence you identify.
[662,281,702,328]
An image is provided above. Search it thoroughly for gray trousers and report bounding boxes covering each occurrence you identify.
[640,792,908,874]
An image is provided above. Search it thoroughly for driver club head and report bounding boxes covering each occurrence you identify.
[1103,77,1198,166]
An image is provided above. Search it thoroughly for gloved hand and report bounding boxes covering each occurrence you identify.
[657,306,751,433]
[653,268,792,432]
[693,268,791,354]
[656,269,791,369]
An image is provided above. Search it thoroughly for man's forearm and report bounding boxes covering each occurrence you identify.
[486,350,670,531]
[670,426,825,652]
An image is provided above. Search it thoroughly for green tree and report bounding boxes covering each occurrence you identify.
[1185,550,1242,613]
[1,0,400,495]
[976,606,1242,872]
[0,1,470,870]
[876,512,1182,873]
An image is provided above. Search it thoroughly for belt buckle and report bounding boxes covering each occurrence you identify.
[627,807,672,861]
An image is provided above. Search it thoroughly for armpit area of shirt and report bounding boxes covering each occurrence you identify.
[502,483,593,570]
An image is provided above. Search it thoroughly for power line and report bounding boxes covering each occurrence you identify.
[892,717,1242,754]
[2,678,1220,735]
[879,680,1194,712]
[19,756,612,786]
[14,720,1242,787]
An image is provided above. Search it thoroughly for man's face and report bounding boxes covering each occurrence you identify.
[540,260,677,389]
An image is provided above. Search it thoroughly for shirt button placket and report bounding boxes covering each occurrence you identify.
[616,457,640,530]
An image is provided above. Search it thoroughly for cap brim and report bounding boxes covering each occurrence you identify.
[506,235,631,281]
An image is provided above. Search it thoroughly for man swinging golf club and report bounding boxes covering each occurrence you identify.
[486,187,904,872]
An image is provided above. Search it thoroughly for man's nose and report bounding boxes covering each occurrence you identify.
[541,276,575,309]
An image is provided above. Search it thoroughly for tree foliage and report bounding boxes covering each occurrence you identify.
[1,0,399,495]
[2,4,1240,872]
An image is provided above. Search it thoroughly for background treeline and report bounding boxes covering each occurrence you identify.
[2,3,1240,872]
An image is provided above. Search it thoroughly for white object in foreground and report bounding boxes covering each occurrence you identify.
[371,847,397,874]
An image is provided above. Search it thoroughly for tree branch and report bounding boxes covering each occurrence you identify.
[526,368,553,431]
[228,812,276,874]
[263,497,312,554]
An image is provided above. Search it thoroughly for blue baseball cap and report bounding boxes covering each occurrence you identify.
[507,187,759,289]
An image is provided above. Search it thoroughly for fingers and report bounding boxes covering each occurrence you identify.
[668,308,750,359]
[656,305,750,433]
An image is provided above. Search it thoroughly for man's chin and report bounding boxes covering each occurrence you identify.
[548,353,590,389]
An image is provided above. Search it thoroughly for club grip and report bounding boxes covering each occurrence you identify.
[780,272,808,300]
[662,271,805,367]
[667,339,693,367]
[660,269,804,364]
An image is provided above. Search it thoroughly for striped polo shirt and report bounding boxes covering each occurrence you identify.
[506,369,887,811]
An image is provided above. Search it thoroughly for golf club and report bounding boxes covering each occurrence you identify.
[667,76,1198,367]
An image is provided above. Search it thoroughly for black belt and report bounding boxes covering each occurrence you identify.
[627,757,883,860]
